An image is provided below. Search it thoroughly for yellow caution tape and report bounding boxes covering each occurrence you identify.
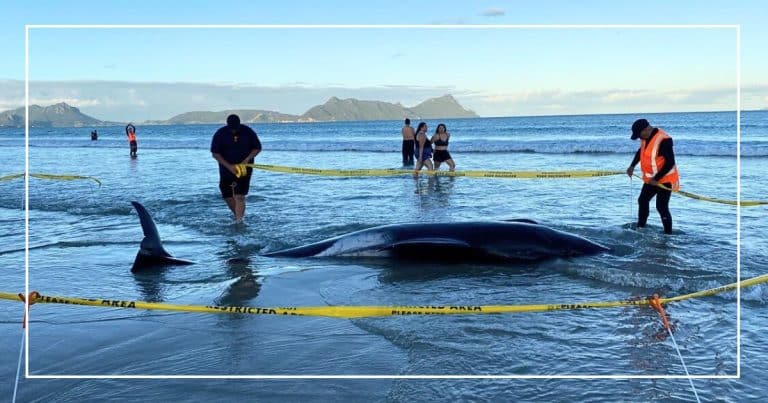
[2,273,765,319]
[632,174,767,207]
[0,173,102,186]
[243,163,623,180]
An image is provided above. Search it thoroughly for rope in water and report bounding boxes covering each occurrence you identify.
[231,163,768,206]
[1,273,765,319]
[0,173,102,186]
[242,163,624,179]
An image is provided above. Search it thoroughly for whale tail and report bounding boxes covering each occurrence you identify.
[131,201,194,272]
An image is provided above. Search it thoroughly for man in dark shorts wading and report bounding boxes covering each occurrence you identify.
[401,118,415,166]
[211,114,262,224]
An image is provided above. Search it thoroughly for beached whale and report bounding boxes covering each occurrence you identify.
[131,201,194,272]
[263,220,609,261]
[130,201,608,271]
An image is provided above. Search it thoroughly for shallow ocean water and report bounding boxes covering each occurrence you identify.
[0,111,766,401]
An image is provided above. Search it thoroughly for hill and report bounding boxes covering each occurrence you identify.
[150,94,478,124]
[0,102,107,127]
[145,109,300,125]
[0,95,479,127]
[299,94,478,122]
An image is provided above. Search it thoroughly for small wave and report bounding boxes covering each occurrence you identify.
[13,141,766,157]
[0,240,137,255]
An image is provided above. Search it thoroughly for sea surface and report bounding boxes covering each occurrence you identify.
[1,111,766,402]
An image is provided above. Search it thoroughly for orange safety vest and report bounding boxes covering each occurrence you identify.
[127,132,136,142]
[640,129,679,190]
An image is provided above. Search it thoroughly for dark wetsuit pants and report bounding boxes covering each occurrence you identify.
[637,183,673,234]
[402,139,415,166]
[219,169,252,198]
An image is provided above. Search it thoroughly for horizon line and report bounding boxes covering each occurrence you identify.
[1,104,759,128]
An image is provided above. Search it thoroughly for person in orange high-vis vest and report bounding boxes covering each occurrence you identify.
[126,123,138,157]
[626,119,679,234]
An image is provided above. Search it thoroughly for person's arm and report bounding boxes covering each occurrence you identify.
[240,129,262,164]
[211,131,237,175]
[212,153,237,175]
[241,148,260,165]
[626,149,640,177]
[652,138,675,181]
[417,136,424,162]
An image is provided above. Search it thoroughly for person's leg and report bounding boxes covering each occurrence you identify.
[413,159,423,178]
[223,197,237,215]
[220,178,238,217]
[433,160,442,171]
[402,140,409,165]
[656,186,673,234]
[425,159,434,171]
[232,174,252,223]
[637,184,657,228]
[233,194,246,222]
[446,158,455,171]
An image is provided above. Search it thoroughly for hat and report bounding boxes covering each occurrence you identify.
[226,114,241,129]
[631,119,650,140]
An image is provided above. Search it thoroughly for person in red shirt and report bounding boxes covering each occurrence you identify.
[126,123,138,157]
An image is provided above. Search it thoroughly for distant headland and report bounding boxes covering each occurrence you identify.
[0,95,479,128]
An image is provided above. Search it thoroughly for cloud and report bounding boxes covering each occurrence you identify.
[480,8,506,17]
[465,86,755,116]
[28,97,103,107]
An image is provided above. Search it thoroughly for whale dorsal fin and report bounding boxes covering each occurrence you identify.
[131,201,194,272]
[132,201,173,258]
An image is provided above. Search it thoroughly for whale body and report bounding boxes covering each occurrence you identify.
[263,220,608,262]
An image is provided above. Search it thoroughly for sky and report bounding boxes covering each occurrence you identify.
[1,0,767,121]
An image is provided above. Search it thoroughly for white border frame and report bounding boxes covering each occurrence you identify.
[24,24,741,380]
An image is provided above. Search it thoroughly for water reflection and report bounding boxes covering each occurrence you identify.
[214,240,262,306]
[414,175,456,214]
[133,270,168,302]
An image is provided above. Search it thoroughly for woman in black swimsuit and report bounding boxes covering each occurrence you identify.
[430,123,455,171]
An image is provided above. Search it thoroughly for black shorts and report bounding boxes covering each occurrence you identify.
[433,149,452,163]
[219,171,252,198]
[130,141,137,152]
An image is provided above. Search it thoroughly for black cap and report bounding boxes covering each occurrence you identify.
[226,114,241,129]
[631,119,650,140]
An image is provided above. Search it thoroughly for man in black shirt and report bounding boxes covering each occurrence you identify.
[626,118,680,234]
[211,114,262,224]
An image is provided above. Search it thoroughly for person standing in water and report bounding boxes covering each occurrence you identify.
[125,123,138,157]
[413,121,433,175]
[211,114,262,224]
[401,118,415,166]
[626,118,680,234]
[90,130,98,140]
[430,123,455,171]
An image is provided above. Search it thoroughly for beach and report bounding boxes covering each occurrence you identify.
[1,111,766,401]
